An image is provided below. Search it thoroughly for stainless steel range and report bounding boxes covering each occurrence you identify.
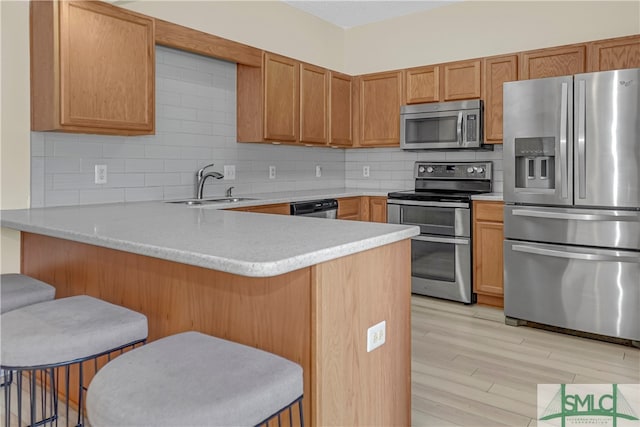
[387,161,492,303]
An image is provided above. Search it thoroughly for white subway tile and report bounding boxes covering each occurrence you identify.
[145,173,181,186]
[164,159,197,173]
[45,158,81,173]
[79,189,125,205]
[125,187,164,202]
[45,190,79,207]
[145,145,181,159]
[105,173,145,188]
[53,174,97,190]
[125,159,164,173]
[103,143,145,159]
[53,140,102,158]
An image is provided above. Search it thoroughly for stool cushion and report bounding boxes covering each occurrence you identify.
[1,274,55,314]
[86,331,303,427]
[0,295,148,368]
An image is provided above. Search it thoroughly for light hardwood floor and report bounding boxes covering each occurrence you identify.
[3,296,639,426]
[411,295,640,427]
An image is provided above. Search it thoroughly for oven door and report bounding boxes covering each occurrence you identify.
[387,201,470,237]
[411,235,472,303]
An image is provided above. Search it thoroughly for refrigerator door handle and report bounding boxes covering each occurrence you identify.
[457,111,463,145]
[512,244,640,263]
[559,82,569,199]
[577,79,587,199]
[511,208,638,222]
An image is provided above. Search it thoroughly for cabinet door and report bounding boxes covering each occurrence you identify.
[300,63,328,145]
[473,201,504,307]
[405,66,439,104]
[230,203,290,215]
[520,45,586,79]
[263,53,299,142]
[329,71,353,147]
[32,0,155,134]
[337,197,362,220]
[443,59,481,101]
[369,197,387,223]
[483,55,518,143]
[359,71,403,147]
[587,35,640,72]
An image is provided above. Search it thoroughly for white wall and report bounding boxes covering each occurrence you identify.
[1,1,31,273]
[344,1,640,74]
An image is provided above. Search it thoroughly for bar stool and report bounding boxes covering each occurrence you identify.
[86,331,304,427]
[1,295,148,427]
[0,274,55,314]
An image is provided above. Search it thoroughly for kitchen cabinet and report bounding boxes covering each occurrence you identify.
[30,0,155,135]
[356,71,403,147]
[443,59,482,101]
[368,197,388,223]
[229,203,290,215]
[519,45,586,79]
[328,71,353,147]
[483,55,518,144]
[587,34,640,72]
[473,201,504,308]
[300,63,329,145]
[263,53,299,142]
[337,197,363,220]
[405,65,440,104]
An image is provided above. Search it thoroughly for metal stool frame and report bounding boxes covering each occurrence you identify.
[2,339,146,427]
[255,395,304,427]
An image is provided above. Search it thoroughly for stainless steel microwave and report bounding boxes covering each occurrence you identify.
[400,100,486,150]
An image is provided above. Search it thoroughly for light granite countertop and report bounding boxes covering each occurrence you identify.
[470,192,504,201]
[1,188,418,278]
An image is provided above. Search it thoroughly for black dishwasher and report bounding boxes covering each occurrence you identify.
[290,199,338,219]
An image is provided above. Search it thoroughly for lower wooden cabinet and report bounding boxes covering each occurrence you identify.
[368,197,387,223]
[337,197,363,220]
[472,201,504,307]
[229,203,290,215]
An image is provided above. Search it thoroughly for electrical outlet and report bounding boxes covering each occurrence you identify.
[269,165,276,179]
[95,164,107,184]
[367,320,386,352]
[315,165,322,178]
[363,165,370,178]
[223,165,236,180]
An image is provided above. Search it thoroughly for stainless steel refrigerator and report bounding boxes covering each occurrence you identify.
[503,68,640,345]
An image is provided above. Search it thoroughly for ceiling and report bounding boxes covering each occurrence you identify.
[282,1,459,29]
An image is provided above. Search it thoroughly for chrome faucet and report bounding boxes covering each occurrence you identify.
[195,164,224,199]
[225,186,235,197]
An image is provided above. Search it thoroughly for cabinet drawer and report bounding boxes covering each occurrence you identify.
[473,201,504,222]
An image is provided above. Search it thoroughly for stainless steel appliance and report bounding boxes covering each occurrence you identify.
[388,162,493,303]
[290,199,338,218]
[503,68,640,344]
[400,100,489,150]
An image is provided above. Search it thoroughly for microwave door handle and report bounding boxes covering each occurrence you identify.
[512,244,640,263]
[559,82,569,199]
[457,111,463,145]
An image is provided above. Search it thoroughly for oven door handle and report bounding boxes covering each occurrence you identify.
[512,244,640,263]
[388,199,469,208]
[412,235,469,245]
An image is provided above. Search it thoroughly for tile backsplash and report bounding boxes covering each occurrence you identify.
[30,46,503,208]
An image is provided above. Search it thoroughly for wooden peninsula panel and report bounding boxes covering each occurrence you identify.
[20,232,411,426]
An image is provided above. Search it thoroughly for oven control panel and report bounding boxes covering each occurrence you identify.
[414,162,492,180]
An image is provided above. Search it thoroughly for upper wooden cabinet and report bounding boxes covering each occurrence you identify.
[263,53,299,142]
[443,59,482,101]
[329,72,353,147]
[519,45,586,79]
[300,63,329,145]
[356,71,403,147]
[587,35,640,72]
[483,55,518,144]
[30,0,155,135]
[405,65,439,104]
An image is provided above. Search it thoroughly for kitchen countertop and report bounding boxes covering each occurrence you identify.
[1,188,418,278]
[470,192,504,201]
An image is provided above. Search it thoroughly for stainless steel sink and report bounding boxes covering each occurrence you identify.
[166,197,257,205]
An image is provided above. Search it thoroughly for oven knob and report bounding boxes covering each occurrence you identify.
[418,166,425,173]
[467,167,474,174]
[426,167,434,173]
[476,167,485,173]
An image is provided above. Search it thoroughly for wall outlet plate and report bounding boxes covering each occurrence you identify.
[269,165,276,179]
[363,165,370,178]
[223,165,236,180]
[367,320,386,352]
[315,165,322,178]
[95,164,107,184]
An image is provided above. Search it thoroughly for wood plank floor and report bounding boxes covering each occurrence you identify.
[411,295,640,427]
[3,296,638,426]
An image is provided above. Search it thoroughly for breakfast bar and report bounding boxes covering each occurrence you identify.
[1,202,418,426]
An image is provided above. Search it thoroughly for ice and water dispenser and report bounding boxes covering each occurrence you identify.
[514,137,556,189]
